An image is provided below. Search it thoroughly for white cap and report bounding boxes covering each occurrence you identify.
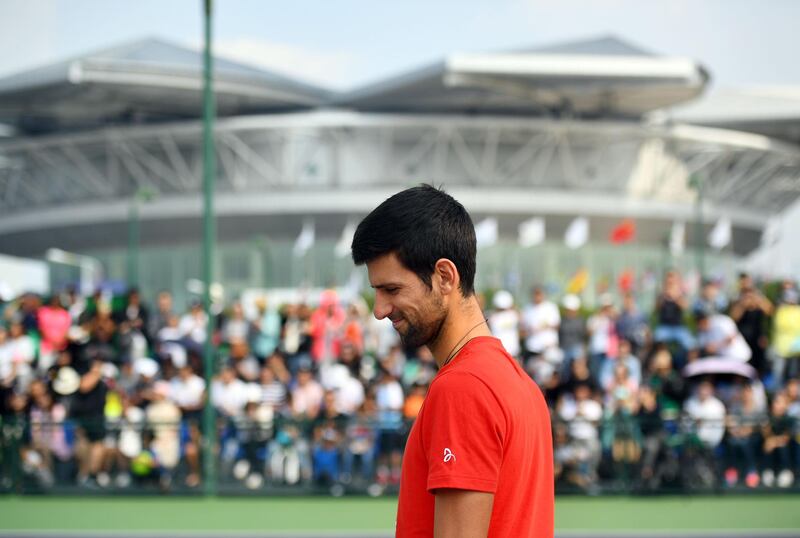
[133,357,159,378]
[493,290,514,310]
[562,294,581,311]
[52,367,80,395]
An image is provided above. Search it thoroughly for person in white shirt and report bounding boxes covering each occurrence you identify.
[170,365,206,419]
[684,380,727,449]
[696,310,752,363]
[168,364,205,487]
[557,383,603,484]
[488,290,521,358]
[211,366,248,418]
[179,301,208,348]
[521,286,560,358]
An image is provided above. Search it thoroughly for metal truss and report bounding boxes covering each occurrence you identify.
[1,111,799,223]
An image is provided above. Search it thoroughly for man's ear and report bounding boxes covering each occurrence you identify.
[433,258,460,296]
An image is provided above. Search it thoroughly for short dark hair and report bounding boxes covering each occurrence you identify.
[351,184,476,296]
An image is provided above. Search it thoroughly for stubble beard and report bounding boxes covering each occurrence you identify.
[397,294,447,349]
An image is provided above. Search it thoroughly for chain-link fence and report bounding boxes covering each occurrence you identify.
[2,414,798,496]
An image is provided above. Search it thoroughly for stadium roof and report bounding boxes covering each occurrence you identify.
[667,86,800,145]
[336,35,709,118]
[0,35,709,137]
[0,38,333,135]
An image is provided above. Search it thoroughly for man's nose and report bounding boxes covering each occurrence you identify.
[373,295,391,320]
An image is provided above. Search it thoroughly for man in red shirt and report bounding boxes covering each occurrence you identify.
[352,185,554,537]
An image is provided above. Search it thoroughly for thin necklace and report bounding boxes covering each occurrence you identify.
[440,318,488,368]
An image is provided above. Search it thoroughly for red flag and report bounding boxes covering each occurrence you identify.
[610,219,636,244]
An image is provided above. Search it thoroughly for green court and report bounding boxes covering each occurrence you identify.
[0,495,799,535]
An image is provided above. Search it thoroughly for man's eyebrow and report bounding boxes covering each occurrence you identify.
[372,282,403,289]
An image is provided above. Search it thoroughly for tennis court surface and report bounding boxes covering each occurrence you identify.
[1,495,798,537]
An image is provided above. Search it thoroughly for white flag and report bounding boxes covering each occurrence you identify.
[475,218,498,248]
[669,221,685,257]
[293,220,315,257]
[518,217,545,248]
[564,217,588,250]
[708,217,731,251]
[761,216,781,247]
[334,220,357,258]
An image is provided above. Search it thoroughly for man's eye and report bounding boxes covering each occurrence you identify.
[384,288,399,294]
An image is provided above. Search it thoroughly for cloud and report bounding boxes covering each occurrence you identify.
[201,37,360,90]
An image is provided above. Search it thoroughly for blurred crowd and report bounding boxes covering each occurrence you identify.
[1,270,799,494]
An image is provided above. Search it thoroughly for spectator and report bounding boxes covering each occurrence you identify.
[37,294,72,374]
[692,279,729,318]
[488,290,521,359]
[211,365,248,419]
[761,393,795,488]
[730,286,773,376]
[342,303,366,356]
[695,309,752,363]
[259,364,288,411]
[114,287,150,343]
[724,384,764,488]
[227,340,260,382]
[71,359,108,487]
[600,339,642,393]
[520,285,560,363]
[772,282,800,384]
[603,362,640,479]
[309,290,345,364]
[221,301,253,346]
[653,270,693,358]
[147,291,174,344]
[635,386,664,488]
[1,319,35,392]
[312,420,342,486]
[557,384,602,489]
[342,397,378,485]
[179,300,208,353]
[145,380,181,488]
[82,304,118,365]
[251,296,281,361]
[645,348,686,418]
[374,366,405,485]
[616,293,649,355]
[27,383,70,487]
[587,294,618,383]
[169,364,204,487]
[291,364,324,420]
[684,381,726,451]
[558,294,586,375]
[281,303,312,368]
[233,399,273,489]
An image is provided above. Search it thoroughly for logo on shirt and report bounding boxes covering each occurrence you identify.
[443,448,456,463]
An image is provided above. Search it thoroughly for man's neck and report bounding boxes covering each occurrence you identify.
[429,296,492,368]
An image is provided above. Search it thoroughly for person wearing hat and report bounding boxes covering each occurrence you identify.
[521,285,561,366]
[487,290,521,359]
[351,185,553,537]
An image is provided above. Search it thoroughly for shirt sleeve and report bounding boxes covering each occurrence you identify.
[420,371,506,494]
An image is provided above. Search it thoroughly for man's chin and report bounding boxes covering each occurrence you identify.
[398,327,427,349]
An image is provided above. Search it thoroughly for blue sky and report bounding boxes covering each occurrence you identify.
[1,0,799,89]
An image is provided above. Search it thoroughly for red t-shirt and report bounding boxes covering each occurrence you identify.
[396,336,554,537]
